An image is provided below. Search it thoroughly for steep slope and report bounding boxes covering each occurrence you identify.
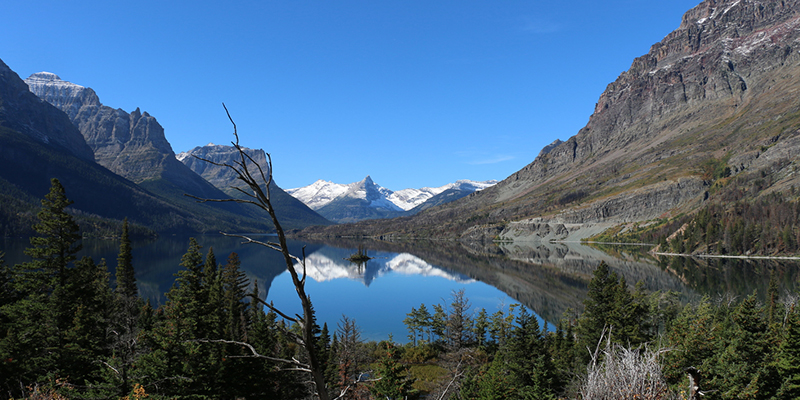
[388,180,498,211]
[286,180,351,210]
[0,58,263,235]
[25,72,231,201]
[315,176,405,223]
[178,144,331,229]
[286,177,497,223]
[301,0,800,240]
[0,63,93,161]
[23,72,279,231]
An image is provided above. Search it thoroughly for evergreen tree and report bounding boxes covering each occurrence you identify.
[220,251,249,341]
[116,218,137,299]
[370,341,416,400]
[445,288,473,350]
[473,308,489,348]
[777,305,800,399]
[0,179,85,394]
[505,307,557,399]
[110,218,143,396]
[137,238,215,398]
[62,257,114,386]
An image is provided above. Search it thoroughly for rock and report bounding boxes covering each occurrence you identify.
[0,63,94,161]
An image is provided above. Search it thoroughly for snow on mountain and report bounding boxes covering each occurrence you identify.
[25,72,100,120]
[287,177,498,212]
[285,179,350,210]
[292,250,473,286]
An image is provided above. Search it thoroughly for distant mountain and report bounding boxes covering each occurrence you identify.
[313,176,405,223]
[178,144,331,229]
[24,72,288,232]
[300,0,800,241]
[25,73,229,201]
[286,176,497,223]
[389,180,498,211]
[0,67,93,162]
[0,58,256,235]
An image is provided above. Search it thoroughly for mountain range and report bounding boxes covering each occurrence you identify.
[286,176,497,223]
[299,0,800,241]
[177,144,331,228]
[0,62,329,235]
[3,0,799,243]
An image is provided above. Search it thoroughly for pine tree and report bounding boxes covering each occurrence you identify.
[505,307,557,399]
[777,306,800,399]
[116,218,137,299]
[62,257,114,386]
[0,179,84,393]
[370,341,416,400]
[473,308,489,347]
[24,178,82,291]
[220,251,249,341]
[111,218,142,396]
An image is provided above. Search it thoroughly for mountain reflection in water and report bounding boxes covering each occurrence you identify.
[2,234,798,341]
[294,247,474,285]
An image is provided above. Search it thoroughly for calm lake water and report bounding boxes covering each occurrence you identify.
[2,234,799,342]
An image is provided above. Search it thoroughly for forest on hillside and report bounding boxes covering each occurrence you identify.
[2,179,800,399]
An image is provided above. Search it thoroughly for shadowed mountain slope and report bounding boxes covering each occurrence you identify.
[178,144,331,229]
[300,0,800,240]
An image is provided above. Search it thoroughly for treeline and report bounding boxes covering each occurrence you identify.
[600,192,800,256]
[3,179,800,399]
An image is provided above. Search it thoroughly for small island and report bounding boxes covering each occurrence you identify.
[346,245,373,262]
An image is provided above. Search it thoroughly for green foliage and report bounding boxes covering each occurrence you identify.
[370,341,418,400]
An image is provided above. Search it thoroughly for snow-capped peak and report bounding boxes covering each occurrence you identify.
[285,179,351,210]
[287,177,498,212]
[24,72,99,119]
[388,179,498,211]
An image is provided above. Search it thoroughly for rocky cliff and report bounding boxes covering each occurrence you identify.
[0,63,94,161]
[178,144,331,229]
[301,0,800,240]
[25,72,224,200]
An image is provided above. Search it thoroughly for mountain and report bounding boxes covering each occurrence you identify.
[0,67,94,162]
[24,73,229,201]
[177,144,331,229]
[313,176,405,223]
[287,177,497,223]
[389,180,498,211]
[23,72,293,232]
[286,180,352,210]
[299,0,800,240]
[0,58,254,235]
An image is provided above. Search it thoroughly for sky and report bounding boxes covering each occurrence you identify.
[3,0,702,191]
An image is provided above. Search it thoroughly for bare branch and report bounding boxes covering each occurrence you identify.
[185,104,331,400]
[190,339,311,371]
[332,371,378,400]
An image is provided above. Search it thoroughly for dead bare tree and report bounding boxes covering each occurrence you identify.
[188,104,330,400]
[579,328,675,400]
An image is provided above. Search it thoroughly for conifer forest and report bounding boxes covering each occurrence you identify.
[2,179,800,400]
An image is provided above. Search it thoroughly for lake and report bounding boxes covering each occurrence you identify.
[2,234,799,342]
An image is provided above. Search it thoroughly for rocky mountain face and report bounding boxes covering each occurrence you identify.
[0,63,94,161]
[301,0,800,240]
[0,58,263,235]
[25,72,224,200]
[287,176,497,223]
[178,144,331,229]
[314,176,406,223]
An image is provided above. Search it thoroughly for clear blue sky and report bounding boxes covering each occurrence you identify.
[4,0,701,190]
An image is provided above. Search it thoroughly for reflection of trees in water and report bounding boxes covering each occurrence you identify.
[300,237,590,324]
[660,256,800,300]
[295,237,800,325]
